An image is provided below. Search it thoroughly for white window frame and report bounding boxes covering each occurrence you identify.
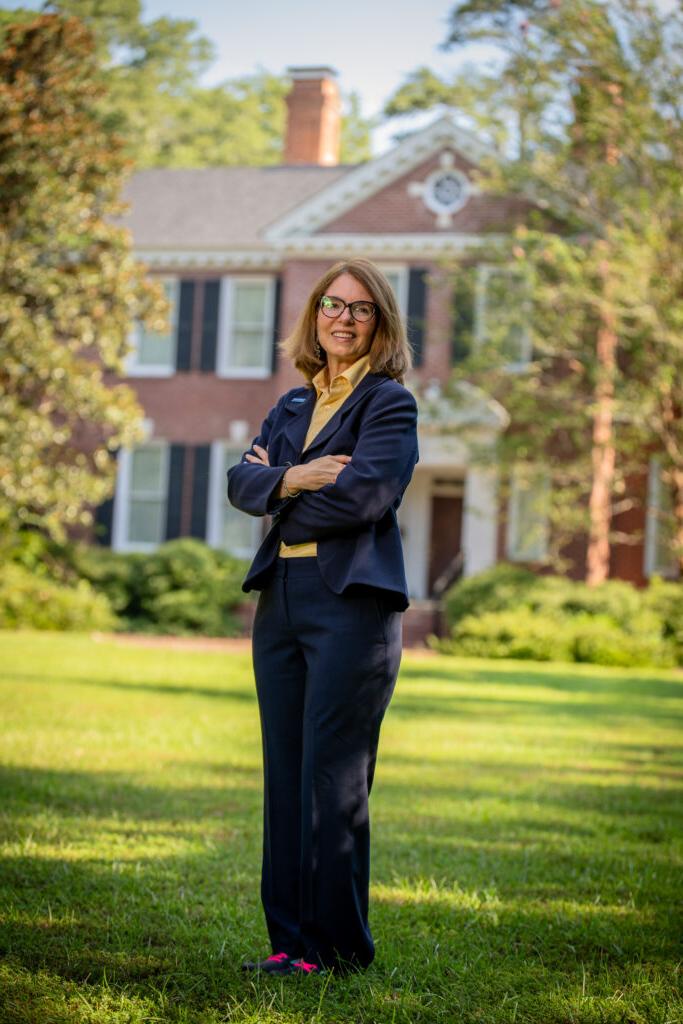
[474,263,532,371]
[111,440,169,553]
[377,264,409,315]
[125,276,179,378]
[206,441,263,558]
[506,465,550,562]
[644,456,680,579]
[216,275,276,379]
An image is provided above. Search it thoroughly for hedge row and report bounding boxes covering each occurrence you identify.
[433,564,683,667]
[2,535,250,636]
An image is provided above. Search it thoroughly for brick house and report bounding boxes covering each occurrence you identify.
[95,67,679,643]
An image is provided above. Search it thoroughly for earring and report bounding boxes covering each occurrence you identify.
[315,338,323,360]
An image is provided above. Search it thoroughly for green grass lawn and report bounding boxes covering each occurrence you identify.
[0,630,681,1024]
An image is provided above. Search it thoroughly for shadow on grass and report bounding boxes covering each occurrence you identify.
[5,671,257,703]
[0,757,681,1023]
[385,688,683,729]
[399,661,683,701]
[0,763,261,825]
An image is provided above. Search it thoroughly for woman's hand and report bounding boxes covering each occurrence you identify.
[245,445,351,492]
[287,456,351,491]
[245,444,270,466]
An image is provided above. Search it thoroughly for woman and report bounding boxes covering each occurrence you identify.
[227,258,419,977]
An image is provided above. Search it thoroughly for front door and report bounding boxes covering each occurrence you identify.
[428,485,463,596]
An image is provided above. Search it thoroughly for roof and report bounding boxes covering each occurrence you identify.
[121,165,350,249]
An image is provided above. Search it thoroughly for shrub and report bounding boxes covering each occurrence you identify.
[442,563,540,627]
[436,607,575,661]
[438,562,679,667]
[0,563,117,632]
[569,613,677,668]
[74,538,248,636]
[555,579,645,626]
[644,576,683,664]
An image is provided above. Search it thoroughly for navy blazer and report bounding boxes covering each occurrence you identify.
[226,371,419,611]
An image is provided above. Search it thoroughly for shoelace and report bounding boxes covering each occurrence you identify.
[291,958,319,973]
[265,952,291,963]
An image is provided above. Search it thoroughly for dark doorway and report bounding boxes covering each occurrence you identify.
[428,490,463,596]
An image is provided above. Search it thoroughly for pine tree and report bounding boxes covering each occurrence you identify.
[386,0,683,579]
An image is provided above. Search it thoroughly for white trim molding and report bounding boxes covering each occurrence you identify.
[278,232,506,259]
[133,234,506,269]
[135,249,282,271]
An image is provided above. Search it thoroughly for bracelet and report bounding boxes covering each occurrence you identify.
[283,462,300,498]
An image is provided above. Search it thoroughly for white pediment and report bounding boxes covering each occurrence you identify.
[415,379,510,433]
[263,114,495,243]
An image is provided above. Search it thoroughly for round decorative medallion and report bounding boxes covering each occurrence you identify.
[424,169,468,215]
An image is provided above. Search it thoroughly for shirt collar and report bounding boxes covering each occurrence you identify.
[312,351,373,398]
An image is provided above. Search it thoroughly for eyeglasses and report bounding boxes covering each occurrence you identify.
[319,295,379,323]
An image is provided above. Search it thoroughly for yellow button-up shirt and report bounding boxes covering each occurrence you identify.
[278,352,373,558]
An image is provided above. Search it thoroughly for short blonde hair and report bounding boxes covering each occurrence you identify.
[279,258,414,385]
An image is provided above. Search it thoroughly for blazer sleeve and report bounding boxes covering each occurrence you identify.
[277,387,419,543]
[226,395,303,518]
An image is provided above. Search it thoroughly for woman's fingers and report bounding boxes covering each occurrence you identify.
[247,444,270,465]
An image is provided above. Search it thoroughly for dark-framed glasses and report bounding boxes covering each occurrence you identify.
[319,295,378,323]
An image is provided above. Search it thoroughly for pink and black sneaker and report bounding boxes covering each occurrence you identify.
[289,958,326,976]
[241,951,294,974]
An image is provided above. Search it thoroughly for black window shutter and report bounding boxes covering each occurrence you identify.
[94,497,114,547]
[270,276,282,375]
[200,280,221,372]
[165,444,185,540]
[176,281,195,372]
[452,269,475,364]
[93,449,119,547]
[190,444,211,540]
[407,268,427,368]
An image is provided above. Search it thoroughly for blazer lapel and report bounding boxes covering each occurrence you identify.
[281,372,388,461]
[281,391,316,458]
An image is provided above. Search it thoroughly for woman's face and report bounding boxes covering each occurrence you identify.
[316,273,378,365]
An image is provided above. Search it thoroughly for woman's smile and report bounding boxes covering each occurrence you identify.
[317,272,377,375]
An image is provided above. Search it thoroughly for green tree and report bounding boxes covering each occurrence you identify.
[2,1,373,168]
[386,0,683,579]
[0,12,165,548]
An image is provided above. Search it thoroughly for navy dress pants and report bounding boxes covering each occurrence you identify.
[251,555,403,972]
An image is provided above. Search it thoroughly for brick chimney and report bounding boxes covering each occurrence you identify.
[284,66,341,166]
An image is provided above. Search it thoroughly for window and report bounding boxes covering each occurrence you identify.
[506,466,550,562]
[112,442,169,552]
[378,265,408,314]
[126,278,178,376]
[644,457,679,578]
[206,442,263,558]
[216,276,275,378]
[423,168,469,217]
[475,264,532,369]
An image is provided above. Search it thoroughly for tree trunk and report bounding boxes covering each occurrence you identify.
[586,264,617,586]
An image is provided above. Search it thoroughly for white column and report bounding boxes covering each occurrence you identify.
[462,466,499,577]
[398,471,431,600]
